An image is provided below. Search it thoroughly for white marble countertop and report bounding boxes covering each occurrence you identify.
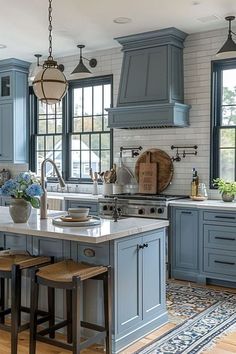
[0,207,168,243]
[47,192,102,202]
[169,198,236,211]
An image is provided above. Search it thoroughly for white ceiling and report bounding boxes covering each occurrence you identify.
[1,0,236,62]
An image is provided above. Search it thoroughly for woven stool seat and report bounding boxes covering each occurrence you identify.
[0,251,52,354]
[37,260,108,283]
[0,254,51,272]
[30,260,111,354]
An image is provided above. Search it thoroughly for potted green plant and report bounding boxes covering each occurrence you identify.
[213,178,236,202]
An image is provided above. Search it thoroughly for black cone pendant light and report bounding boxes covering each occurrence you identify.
[216,16,236,58]
[71,45,97,78]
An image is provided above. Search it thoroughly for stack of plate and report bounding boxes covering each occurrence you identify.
[52,215,101,227]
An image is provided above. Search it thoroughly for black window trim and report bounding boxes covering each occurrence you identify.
[29,74,113,183]
[210,58,236,188]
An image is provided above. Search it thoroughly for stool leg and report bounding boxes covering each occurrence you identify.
[11,265,21,354]
[48,287,55,338]
[103,268,112,354]
[72,276,81,354]
[29,271,39,354]
[0,278,5,324]
[66,289,73,343]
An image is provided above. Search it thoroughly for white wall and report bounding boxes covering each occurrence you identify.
[10,27,229,197]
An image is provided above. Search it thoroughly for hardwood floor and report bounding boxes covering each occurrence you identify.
[0,282,236,354]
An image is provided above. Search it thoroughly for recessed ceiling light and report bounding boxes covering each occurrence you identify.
[113,17,132,24]
[0,44,6,49]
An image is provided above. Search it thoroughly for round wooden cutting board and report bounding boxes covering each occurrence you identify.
[135,149,174,193]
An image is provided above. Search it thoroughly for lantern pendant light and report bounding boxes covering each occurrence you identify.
[33,0,68,105]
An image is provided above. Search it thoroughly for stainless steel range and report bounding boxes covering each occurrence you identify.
[98,193,187,220]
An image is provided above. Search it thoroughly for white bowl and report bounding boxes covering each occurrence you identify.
[68,208,89,219]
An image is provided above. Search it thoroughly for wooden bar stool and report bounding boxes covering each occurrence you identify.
[0,252,52,354]
[29,260,112,354]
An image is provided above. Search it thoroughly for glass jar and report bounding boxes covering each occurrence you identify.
[198,183,208,199]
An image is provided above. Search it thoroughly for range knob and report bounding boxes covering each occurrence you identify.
[157,208,164,214]
[138,208,145,215]
[109,206,113,211]
[103,205,108,211]
[150,207,156,214]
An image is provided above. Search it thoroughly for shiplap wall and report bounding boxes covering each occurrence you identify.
[5,27,230,198]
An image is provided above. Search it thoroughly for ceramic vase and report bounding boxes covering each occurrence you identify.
[9,199,32,223]
[222,192,234,202]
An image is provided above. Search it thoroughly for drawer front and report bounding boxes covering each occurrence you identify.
[77,242,109,265]
[204,225,236,251]
[203,211,236,223]
[68,201,98,215]
[204,248,236,277]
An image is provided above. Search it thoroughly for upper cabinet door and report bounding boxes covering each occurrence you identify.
[0,72,12,100]
[118,46,168,105]
[0,102,13,161]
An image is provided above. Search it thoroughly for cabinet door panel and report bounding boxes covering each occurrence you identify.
[0,103,13,161]
[143,230,165,319]
[204,225,236,251]
[174,209,198,271]
[204,248,236,277]
[3,233,28,251]
[116,236,142,333]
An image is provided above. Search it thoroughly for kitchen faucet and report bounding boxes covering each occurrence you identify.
[40,158,66,219]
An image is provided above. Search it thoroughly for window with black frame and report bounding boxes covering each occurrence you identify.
[30,75,113,181]
[68,76,112,180]
[211,60,236,183]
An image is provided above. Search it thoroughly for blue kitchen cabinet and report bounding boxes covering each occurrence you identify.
[0,59,30,163]
[113,229,167,352]
[201,210,236,284]
[171,207,199,282]
[0,102,13,161]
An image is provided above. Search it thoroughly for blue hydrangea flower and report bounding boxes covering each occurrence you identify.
[16,172,31,184]
[25,184,43,197]
[0,172,43,208]
[0,179,19,196]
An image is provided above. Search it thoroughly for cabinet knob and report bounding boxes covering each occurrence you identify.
[138,244,144,249]
[138,243,148,250]
[0,154,2,156]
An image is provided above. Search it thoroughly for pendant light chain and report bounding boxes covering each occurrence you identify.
[48,0,53,60]
[32,0,68,104]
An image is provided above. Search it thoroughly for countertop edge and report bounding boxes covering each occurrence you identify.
[169,199,236,210]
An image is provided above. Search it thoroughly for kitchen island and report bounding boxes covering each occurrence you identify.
[0,206,168,353]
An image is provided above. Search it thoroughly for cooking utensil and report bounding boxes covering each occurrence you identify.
[135,149,174,193]
[116,156,134,186]
[138,151,157,194]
